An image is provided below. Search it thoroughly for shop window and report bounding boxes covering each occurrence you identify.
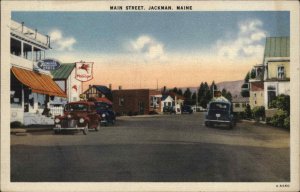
[150,96,159,108]
[278,66,285,79]
[119,98,124,106]
[37,94,46,109]
[10,38,21,56]
[23,43,32,60]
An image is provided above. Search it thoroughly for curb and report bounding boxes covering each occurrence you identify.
[11,127,53,134]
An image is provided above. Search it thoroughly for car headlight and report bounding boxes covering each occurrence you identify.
[79,118,85,123]
[102,114,106,118]
[55,118,60,123]
[67,114,72,118]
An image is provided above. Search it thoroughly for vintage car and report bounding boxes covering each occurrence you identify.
[94,101,116,126]
[53,101,101,135]
[181,105,193,114]
[204,97,236,129]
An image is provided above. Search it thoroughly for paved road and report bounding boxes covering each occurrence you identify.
[11,113,290,182]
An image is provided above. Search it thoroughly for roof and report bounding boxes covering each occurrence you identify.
[210,96,230,103]
[11,67,67,98]
[161,95,174,101]
[51,63,75,80]
[93,85,111,95]
[264,37,290,58]
[232,97,249,103]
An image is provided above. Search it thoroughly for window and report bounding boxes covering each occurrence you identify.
[267,86,277,107]
[119,98,124,106]
[235,103,240,108]
[23,43,32,60]
[278,66,285,79]
[11,38,21,56]
[254,93,256,97]
[150,96,159,108]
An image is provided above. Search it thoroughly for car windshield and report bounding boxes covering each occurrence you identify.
[209,102,229,111]
[95,102,112,110]
[65,104,88,111]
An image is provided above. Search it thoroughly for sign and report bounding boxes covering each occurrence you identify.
[75,62,93,82]
[36,58,61,71]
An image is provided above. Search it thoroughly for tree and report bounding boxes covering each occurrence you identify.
[241,72,250,97]
[183,88,192,100]
[178,89,183,96]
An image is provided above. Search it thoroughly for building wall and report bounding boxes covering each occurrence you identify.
[112,89,161,115]
[249,91,264,108]
[267,61,290,79]
[249,81,264,108]
[67,69,82,102]
[232,102,248,113]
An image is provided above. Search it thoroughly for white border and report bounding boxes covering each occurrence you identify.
[1,1,299,192]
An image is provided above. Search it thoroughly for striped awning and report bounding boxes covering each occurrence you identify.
[11,67,67,98]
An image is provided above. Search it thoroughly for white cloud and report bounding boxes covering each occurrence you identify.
[215,19,267,60]
[49,29,76,51]
[128,35,165,60]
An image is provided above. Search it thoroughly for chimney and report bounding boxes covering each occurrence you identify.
[109,84,112,90]
[119,86,122,90]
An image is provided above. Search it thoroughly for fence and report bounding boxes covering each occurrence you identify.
[50,106,64,117]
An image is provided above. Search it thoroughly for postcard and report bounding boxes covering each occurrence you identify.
[1,0,299,192]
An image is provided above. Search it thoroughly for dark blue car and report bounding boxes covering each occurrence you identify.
[181,105,193,114]
[94,102,116,126]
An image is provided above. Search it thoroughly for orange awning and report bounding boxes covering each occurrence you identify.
[11,67,67,98]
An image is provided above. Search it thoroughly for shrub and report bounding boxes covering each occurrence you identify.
[244,104,252,119]
[11,121,23,128]
[270,109,288,128]
[284,116,290,130]
[252,106,265,122]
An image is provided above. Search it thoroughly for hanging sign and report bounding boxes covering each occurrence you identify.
[36,58,61,71]
[75,62,93,82]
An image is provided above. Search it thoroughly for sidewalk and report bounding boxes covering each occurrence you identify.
[11,125,53,135]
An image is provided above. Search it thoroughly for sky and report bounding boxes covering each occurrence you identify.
[12,11,290,90]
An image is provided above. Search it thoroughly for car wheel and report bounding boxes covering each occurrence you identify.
[83,124,89,135]
[95,123,100,131]
[228,122,233,129]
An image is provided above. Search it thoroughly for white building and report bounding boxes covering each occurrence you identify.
[51,63,83,104]
[263,37,290,109]
[10,20,66,125]
[161,95,174,112]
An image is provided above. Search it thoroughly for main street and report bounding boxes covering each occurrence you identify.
[11,113,290,182]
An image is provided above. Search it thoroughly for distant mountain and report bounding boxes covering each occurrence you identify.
[179,80,244,98]
[216,80,244,97]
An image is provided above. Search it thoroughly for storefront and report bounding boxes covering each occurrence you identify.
[10,20,66,125]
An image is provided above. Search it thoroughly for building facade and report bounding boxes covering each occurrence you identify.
[83,85,112,101]
[112,89,162,115]
[263,37,290,109]
[10,20,66,125]
[51,63,83,104]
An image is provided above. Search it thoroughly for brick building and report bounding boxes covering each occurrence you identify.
[112,89,162,115]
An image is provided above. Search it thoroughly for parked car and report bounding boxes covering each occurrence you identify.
[53,101,101,135]
[204,97,236,129]
[181,105,193,114]
[94,101,116,126]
